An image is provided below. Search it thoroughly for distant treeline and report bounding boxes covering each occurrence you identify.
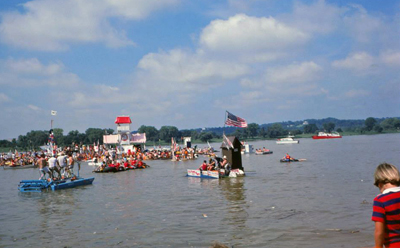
[1,117,399,151]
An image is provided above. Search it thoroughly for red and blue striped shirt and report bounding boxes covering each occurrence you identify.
[372,187,400,247]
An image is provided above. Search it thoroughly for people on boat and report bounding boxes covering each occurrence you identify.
[199,160,208,171]
[137,159,145,169]
[207,158,216,171]
[66,152,75,178]
[57,152,67,178]
[38,154,51,180]
[48,154,61,180]
[283,153,294,162]
[220,156,231,175]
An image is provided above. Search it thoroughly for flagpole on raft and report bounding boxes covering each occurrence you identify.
[223,110,227,136]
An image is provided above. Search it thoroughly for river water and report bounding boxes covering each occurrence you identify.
[1,133,399,248]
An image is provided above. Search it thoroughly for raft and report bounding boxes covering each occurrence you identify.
[18,177,95,192]
[93,167,119,173]
[255,151,273,155]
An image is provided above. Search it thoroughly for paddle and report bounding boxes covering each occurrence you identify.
[297,159,307,162]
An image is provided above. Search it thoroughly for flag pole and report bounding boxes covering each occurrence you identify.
[223,111,227,135]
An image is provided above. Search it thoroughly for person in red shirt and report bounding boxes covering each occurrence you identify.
[199,160,207,171]
[137,159,144,168]
[372,163,400,248]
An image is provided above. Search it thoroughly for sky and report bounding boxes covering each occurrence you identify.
[0,0,399,139]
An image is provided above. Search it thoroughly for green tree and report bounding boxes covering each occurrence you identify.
[304,124,318,134]
[323,122,335,132]
[374,125,383,133]
[267,123,287,138]
[85,128,105,144]
[65,130,86,146]
[380,118,400,130]
[365,117,377,131]
[138,125,159,142]
[246,123,259,138]
[52,128,64,146]
[199,132,213,142]
[190,130,199,140]
[258,127,267,138]
[159,126,179,143]
[232,129,244,139]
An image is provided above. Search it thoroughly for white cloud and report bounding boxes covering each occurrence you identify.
[266,61,322,84]
[27,104,40,111]
[380,51,400,67]
[0,58,80,88]
[331,52,374,71]
[342,4,383,43]
[0,0,178,51]
[0,93,10,103]
[283,0,343,35]
[199,14,309,61]
[344,89,369,98]
[4,58,63,75]
[137,49,249,90]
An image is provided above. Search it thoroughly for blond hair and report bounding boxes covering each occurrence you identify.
[374,163,400,187]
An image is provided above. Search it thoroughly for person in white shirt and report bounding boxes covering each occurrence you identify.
[57,152,67,178]
[48,154,61,179]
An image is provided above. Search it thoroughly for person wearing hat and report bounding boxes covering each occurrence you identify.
[220,156,231,175]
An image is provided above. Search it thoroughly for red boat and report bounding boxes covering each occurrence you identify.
[312,132,342,139]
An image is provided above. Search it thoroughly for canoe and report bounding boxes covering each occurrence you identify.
[280,158,306,162]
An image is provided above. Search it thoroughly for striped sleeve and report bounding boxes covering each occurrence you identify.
[372,196,386,223]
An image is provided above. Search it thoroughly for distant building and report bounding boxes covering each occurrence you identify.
[303,121,309,125]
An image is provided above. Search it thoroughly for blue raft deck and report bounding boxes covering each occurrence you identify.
[18,177,95,192]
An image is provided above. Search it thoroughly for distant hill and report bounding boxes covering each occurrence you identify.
[198,117,399,134]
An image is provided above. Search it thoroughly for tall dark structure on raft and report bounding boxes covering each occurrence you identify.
[220,136,244,171]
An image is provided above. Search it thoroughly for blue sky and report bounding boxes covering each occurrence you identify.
[0,0,399,139]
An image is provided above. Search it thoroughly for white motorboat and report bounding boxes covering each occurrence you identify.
[276,135,299,144]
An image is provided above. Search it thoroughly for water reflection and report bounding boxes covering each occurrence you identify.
[219,177,248,244]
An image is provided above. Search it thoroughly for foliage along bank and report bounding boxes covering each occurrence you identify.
[1,117,399,152]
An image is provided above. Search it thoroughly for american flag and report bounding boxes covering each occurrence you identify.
[223,134,234,149]
[225,111,248,128]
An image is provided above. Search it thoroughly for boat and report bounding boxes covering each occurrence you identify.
[3,164,37,170]
[312,131,342,139]
[276,135,299,144]
[186,168,245,179]
[18,177,95,192]
[51,177,95,191]
[241,143,254,154]
[187,169,221,179]
[255,150,273,155]
[280,158,306,162]
[93,167,120,173]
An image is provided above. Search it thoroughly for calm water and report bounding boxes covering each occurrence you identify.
[1,133,399,248]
